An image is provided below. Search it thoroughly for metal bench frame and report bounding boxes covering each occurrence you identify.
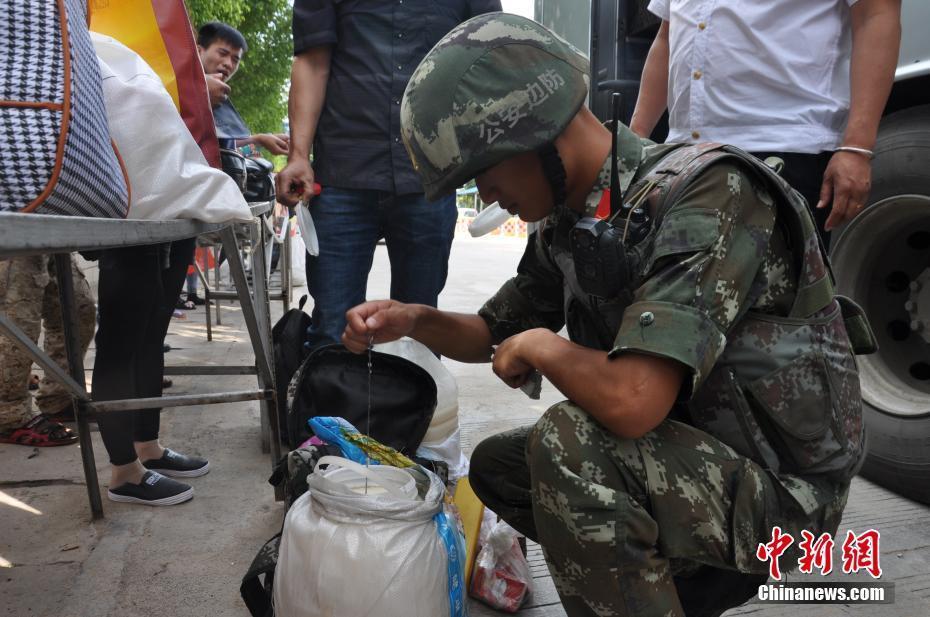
[196,212,293,342]
[0,203,283,519]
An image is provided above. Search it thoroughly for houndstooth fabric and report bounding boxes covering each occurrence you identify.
[0,0,129,216]
[0,0,64,208]
[0,1,64,102]
[0,106,61,209]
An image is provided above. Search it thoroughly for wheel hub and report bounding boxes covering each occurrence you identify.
[906,268,930,345]
[831,194,930,417]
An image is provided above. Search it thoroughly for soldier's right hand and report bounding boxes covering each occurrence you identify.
[276,158,315,207]
[343,300,417,353]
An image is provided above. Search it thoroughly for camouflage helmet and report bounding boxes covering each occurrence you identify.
[401,13,590,202]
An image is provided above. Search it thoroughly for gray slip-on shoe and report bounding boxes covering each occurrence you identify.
[107,471,194,506]
[142,448,210,478]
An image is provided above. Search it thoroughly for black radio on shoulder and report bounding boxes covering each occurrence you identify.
[571,205,649,298]
[571,92,651,299]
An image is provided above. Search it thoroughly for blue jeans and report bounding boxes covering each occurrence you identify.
[304,188,457,348]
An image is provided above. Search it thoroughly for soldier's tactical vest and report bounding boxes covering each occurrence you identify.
[548,143,876,484]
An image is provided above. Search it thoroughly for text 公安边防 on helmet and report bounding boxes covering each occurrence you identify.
[400,13,590,202]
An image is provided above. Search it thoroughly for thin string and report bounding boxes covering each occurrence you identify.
[365,334,373,494]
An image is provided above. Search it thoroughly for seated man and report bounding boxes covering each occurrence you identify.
[343,14,872,617]
[197,21,289,156]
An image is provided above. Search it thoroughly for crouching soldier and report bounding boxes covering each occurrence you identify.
[342,13,876,617]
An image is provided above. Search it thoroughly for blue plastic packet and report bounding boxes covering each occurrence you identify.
[435,509,468,617]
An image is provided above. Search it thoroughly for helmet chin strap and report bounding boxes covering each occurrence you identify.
[538,142,568,210]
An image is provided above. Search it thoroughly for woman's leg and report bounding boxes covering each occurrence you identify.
[93,242,199,504]
[92,245,161,483]
[130,239,209,478]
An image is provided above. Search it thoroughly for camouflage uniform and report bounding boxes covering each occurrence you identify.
[467,129,861,616]
[0,255,96,430]
[401,13,867,617]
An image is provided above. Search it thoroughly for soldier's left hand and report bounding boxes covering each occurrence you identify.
[818,150,872,231]
[492,329,551,389]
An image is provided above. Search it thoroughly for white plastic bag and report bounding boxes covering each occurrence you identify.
[417,428,470,483]
[295,200,319,256]
[91,33,251,223]
[273,457,455,617]
[289,219,307,286]
[471,520,533,612]
[374,338,468,479]
[373,338,459,442]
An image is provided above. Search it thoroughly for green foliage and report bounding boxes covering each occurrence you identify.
[270,153,288,172]
[185,0,246,25]
[186,0,292,135]
[456,179,480,209]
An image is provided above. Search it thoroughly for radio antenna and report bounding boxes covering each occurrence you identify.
[610,92,621,216]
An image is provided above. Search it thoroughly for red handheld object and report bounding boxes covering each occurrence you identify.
[291,181,323,198]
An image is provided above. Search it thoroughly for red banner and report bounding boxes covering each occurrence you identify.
[90,0,220,167]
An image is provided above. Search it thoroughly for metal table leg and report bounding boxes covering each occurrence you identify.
[213,245,223,326]
[251,214,285,501]
[195,261,213,341]
[54,254,103,519]
[249,216,279,458]
[282,217,292,310]
[220,229,272,382]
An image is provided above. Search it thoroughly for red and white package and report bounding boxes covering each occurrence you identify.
[469,520,533,613]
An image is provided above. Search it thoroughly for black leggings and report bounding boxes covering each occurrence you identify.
[92,238,195,466]
[750,151,833,249]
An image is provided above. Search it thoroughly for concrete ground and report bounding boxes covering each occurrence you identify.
[1,232,929,617]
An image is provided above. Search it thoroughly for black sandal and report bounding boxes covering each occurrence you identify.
[0,416,78,447]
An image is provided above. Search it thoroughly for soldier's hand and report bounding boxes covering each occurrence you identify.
[818,150,872,231]
[276,158,315,207]
[492,329,548,389]
[343,300,417,353]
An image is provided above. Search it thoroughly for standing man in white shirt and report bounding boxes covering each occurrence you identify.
[630,0,902,247]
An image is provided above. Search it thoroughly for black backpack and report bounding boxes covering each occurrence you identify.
[285,343,437,452]
[271,296,312,443]
[244,157,275,203]
[240,532,280,617]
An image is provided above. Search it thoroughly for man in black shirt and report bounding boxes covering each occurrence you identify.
[277,0,501,348]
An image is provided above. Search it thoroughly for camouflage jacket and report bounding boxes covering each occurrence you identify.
[479,123,866,511]
[479,123,797,385]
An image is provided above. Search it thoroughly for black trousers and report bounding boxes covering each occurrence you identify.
[750,151,833,249]
[92,238,195,466]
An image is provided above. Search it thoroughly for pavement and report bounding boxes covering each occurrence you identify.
[1,232,929,617]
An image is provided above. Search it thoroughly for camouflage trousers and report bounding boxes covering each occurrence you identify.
[0,255,96,429]
[469,401,849,617]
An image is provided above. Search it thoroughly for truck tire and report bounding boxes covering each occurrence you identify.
[831,105,930,503]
